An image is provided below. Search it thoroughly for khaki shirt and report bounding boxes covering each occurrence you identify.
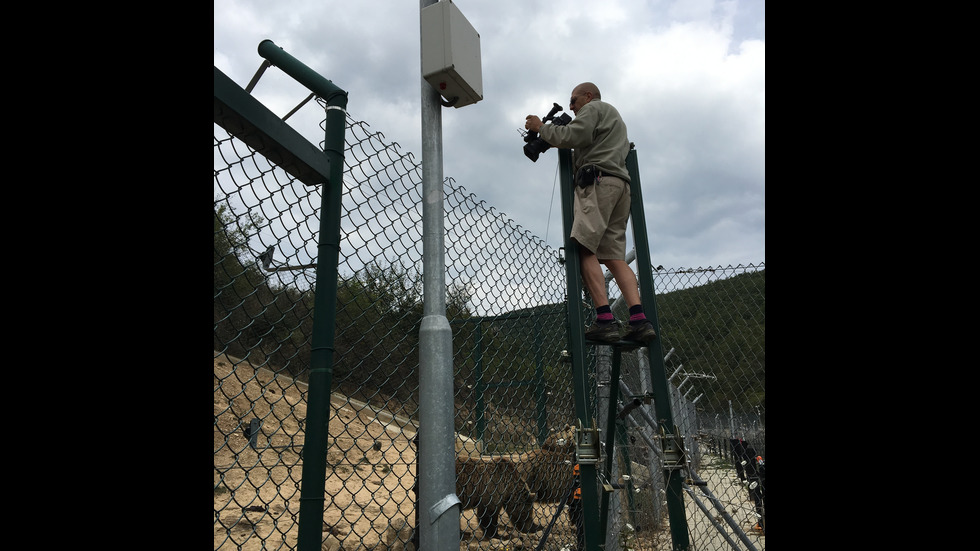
[537,99,631,183]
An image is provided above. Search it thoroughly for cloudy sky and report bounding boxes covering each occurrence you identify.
[214,0,765,270]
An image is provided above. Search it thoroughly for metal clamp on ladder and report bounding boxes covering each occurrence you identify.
[574,421,601,465]
[660,429,687,472]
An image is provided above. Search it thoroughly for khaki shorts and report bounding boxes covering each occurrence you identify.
[570,175,631,260]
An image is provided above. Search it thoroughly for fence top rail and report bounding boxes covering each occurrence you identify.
[258,39,348,107]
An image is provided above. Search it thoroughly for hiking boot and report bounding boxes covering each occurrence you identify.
[584,322,621,343]
[623,321,657,344]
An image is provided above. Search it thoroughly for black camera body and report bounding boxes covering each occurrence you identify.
[524,102,572,162]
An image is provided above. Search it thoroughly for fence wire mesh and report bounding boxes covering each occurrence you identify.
[214,96,765,550]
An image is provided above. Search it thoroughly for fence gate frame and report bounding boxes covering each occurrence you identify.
[213,39,348,551]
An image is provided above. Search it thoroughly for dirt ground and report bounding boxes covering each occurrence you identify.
[214,352,579,550]
[214,353,763,550]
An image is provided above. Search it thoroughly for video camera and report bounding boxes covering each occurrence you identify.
[523,102,572,162]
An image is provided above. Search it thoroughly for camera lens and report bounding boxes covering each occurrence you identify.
[524,139,550,162]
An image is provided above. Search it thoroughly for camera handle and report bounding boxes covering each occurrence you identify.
[543,102,564,122]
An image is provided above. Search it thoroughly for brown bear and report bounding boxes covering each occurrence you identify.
[456,428,578,539]
[514,429,578,504]
[415,428,578,540]
[455,454,541,539]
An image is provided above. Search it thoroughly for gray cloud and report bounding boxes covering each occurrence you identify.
[215,0,765,269]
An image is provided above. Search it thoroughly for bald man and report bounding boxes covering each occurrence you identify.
[525,83,656,344]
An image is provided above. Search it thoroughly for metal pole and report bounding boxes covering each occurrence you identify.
[418,1,461,549]
[682,484,749,551]
[626,149,690,550]
[255,40,349,551]
[686,474,759,551]
[600,349,622,551]
[730,400,735,439]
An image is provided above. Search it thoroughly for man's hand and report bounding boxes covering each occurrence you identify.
[525,115,543,133]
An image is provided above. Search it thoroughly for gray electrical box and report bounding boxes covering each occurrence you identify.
[421,0,483,108]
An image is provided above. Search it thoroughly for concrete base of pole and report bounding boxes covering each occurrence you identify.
[418,315,460,549]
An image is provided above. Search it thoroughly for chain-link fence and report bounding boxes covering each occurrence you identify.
[215,85,765,550]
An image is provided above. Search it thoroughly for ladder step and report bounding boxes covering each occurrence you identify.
[583,338,648,351]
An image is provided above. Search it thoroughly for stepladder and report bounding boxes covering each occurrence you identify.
[556,147,692,551]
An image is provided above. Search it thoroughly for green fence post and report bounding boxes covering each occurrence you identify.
[558,148,604,551]
[255,39,349,551]
[626,148,691,550]
[534,320,549,445]
[474,320,486,443]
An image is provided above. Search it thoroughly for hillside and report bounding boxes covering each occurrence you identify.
[214,352,570,550]
[655,269,766,414]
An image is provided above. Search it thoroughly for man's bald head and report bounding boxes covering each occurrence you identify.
[574,82,601,99]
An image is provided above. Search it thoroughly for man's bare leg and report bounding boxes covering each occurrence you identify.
[580,248,609,307]
[603,259,641,308]
[579,248,621,342]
